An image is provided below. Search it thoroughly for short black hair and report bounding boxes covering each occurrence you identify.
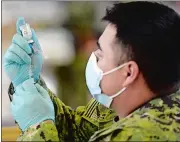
[103,1,180,95]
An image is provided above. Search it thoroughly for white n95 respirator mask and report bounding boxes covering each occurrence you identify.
[85,52,127,108]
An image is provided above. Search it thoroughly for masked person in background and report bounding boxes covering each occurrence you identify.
[4,1,180,141]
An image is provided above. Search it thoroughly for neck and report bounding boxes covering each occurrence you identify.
[112,86,155,118]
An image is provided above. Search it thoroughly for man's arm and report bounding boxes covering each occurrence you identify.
[9,77,116,141]
[17,120,59,141]
[47,89,100,141]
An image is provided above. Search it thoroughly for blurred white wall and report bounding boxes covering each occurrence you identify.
[38,28,75,66]
[2,1,68,26]
[93,1,114,31]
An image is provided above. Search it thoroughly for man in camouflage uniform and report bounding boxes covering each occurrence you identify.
[8,79,180,141]
[4,1,180,141]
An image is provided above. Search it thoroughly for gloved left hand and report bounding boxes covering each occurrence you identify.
[16,17,43,82]
[3,17,43,88]
[3,33,32,87]
[11,78,55,131]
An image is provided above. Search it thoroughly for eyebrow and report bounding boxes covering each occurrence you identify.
[97,41,102,50]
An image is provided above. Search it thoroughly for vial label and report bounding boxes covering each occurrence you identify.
[20,24,34,43]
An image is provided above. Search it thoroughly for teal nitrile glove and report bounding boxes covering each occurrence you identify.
[16,17,43,82]
[3,33,32,87]
[11,78,55,131]
[3,17,43,87]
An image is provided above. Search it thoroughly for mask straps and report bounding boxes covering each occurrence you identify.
[103,63,128,76]
[109,87,127,99]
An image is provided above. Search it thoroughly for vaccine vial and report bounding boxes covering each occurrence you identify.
[20,23,34,81]
[20,23,34,44]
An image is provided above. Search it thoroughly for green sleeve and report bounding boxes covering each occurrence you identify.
[17,121,59,141]
[89,91,180,141]
[47,89,100,141]
[91,123,180,141]
[39,77,101,141]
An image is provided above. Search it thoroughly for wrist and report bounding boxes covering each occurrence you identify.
[23,120,54,132]
[14,78,35,90]
[12,66,31,87]
[21,115,55,132]
[13,76,30,88]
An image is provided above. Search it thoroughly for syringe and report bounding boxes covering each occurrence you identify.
[19,23,34,81]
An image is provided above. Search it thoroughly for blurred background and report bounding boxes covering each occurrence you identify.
[2,1,180,141]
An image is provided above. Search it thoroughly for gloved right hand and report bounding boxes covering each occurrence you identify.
[11,78,55,131]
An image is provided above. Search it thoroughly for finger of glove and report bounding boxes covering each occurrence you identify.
[4,49,24,65]
[8,44,31,64]
[22,78,39,94]
[35,84,50,99]
[31,28,41,50]
[16,17,25,36]
[12,34,32,55]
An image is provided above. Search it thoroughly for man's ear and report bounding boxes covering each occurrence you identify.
[122,61,139,87]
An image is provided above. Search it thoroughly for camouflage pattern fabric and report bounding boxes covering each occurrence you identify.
[90,90,180,141]
[8,78,180,141]
[8,77,117,141]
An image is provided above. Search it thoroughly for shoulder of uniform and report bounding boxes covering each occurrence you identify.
[82,98,100,126]
[90,90,180,141]
[90,118,176,141]
[82,98,116,126]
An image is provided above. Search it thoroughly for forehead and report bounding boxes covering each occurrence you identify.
[99,23,117,46]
